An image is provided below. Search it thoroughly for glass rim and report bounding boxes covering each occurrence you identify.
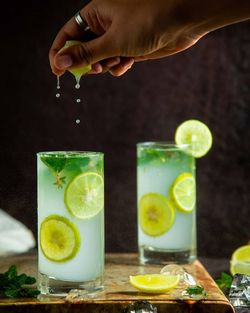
[37,151,104,157]
[137,142,190,150]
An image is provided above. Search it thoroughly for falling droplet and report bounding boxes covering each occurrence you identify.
[76,119,81,124]
[75,76,81,89]
[56,93,60,98]
[76,98,81,103]
[57,75,60,89]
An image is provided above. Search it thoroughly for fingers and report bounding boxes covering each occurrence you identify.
[108,57,134,76]
[54,32,116,71]
[49,16,86,76]
[88,57,134,76]
[89,57,121,74]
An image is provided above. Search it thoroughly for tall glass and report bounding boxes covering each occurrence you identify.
[137,143,196,264]
[37,151,104,296]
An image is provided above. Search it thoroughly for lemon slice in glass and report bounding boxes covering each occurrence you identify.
[65,172,104,219]
[230,245,250,275]
[129,274,180,294]
[175,120,213,158]
[139,193,175,236]
[60,40,92,78]
[171,173,196,212]
[40,215,80,262]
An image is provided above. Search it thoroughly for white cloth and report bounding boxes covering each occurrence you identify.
[0,209,35,256]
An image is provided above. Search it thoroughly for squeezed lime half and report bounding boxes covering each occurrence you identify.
[59,40,92,78]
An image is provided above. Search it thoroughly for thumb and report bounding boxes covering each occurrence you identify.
[54,34,115,70]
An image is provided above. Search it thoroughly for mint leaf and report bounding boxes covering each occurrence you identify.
[41,156,67,188]
[16,274,36,285]
[4,287,21,298]
[186,285,205,295]
[41,156,66,172]
[21,288,40,297]
[216,272,233,293]
[5,265,17,280]
[0,274,9,288]
[0,265,40,298]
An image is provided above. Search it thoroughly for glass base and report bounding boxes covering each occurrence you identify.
[37,272,104,297]
[139,245,196,265]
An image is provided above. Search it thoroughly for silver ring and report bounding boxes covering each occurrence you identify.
[74,11,90,31]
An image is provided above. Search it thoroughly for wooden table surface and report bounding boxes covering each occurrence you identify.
[0,253,235,313]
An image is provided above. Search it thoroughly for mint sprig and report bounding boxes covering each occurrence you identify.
[41,156,67,188]
[0,265,40,298]
[215,272,233,293]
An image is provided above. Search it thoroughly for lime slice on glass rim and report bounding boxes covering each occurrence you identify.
[65,172,104,219]
[230,245,250,275]
[40,215,80,262]
[59,40,92,78]
[171,172,196,212]
[139,193,175,236]
[175,120,213,158]
[129,274,180,294]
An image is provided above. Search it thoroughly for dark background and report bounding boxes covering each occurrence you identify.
[0,0,249,259]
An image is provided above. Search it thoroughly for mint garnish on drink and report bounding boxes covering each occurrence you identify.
[41,156,66,188]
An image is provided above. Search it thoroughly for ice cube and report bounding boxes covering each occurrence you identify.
[160,264,196,286]
[229,274,250,308]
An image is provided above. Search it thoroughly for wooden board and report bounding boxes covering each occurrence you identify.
[0,253,235,313]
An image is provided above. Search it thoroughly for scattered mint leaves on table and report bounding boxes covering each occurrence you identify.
[0,265,40,298]
[186,285,206,295]
[215,272,233,293]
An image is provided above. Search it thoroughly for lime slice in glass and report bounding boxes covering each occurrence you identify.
[65,172,104,219]
[129,274,180,294]
[230,245,250,275]
[171,172,196,212]
[40,215,80,262]
[139,193,175,236]
[175,120,213,158]
[60,40,92,77]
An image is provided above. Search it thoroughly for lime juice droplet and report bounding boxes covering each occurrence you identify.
[57,76,60,89]
[75,76,81,89]
[56,76,61,98]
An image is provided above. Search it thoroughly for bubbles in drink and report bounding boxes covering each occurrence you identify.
[76,99,81,103]
[76,119,80,124]
[56,93,60,98]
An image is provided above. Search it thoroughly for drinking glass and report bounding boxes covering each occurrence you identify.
[137,143,196,264]
[37,151,104,296]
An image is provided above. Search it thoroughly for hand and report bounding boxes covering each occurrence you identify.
[49,0,250,77]
[49,0,204,76]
